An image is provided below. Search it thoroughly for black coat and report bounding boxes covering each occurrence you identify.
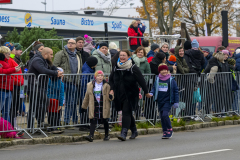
[109,60,148,111]
[184,49,205,74]
[110,49,118,58]
[204,57,229,74]
[28,52,58,90]
[77,48,90,65]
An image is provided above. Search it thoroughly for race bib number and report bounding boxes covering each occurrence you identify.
[158,83,168,92]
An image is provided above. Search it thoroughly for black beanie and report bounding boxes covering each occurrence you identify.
[156,52,166,61]
[184,41,192,50]
[86,57,98,68]
[99,42,108,49]
[151,43,159,51]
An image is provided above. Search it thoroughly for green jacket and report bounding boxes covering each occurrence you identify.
[175,46,189,74]
[92,49,112,74]
[53,48,82,82]
[132,54,151,74]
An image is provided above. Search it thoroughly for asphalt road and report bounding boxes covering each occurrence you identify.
[1,125,240,160]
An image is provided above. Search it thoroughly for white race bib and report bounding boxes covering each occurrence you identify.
[158,83,168,92]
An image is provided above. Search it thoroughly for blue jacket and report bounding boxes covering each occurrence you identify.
[201,53,212,72]
[81,62,95,99]
[138,23,146,34]
[235,54,240,71]
[166,60,177,66]
[147,50,155,58]
[150,76,179,104]
[47,78,64,106]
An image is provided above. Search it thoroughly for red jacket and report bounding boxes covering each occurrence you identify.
[9,58,24,86]
[127,27,143,46]
[0,59,16,91]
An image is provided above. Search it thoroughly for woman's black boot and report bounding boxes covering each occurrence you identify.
[118,128,128,141]
[129,126,138,139]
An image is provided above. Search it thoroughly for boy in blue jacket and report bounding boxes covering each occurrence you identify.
[47,67,64,134]
[150,64,179,139]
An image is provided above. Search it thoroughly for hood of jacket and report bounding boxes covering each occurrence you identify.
[110,49,118,57]
[82,62,95,74]
[147,50,155,58]
[175,46,182,61]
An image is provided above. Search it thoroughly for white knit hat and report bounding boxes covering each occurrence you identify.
[109,42,118,50]
[236,49,240,55]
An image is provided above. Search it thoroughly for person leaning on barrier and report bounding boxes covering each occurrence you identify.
[92,42,112,74]
[53,39,81,125]
[4,43,25,128]
[0,46,20,122]
[109,49,151,141]
[128,20,143,51]
[27,47,62,130]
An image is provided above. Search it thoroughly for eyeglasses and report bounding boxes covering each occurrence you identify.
[68,42,76,45]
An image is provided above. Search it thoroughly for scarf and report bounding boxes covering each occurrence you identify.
[130,24,138,33]
[117,58,133,70]
[97,49,111,63]
[132,54,146,67]
[159,73,171,81]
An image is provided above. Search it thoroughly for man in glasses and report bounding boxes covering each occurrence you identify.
[54,39,82,127]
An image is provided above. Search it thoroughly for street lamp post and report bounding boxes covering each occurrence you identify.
[41,0,47,12]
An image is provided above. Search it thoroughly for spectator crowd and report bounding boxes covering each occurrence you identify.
[0,19,239,140]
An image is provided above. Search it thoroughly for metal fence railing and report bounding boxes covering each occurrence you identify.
[0,72,239,138]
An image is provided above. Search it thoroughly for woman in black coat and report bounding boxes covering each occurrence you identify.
[109,49,151,141]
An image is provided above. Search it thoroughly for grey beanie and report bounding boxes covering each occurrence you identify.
[33,44,44,51]
[151,43,159,51]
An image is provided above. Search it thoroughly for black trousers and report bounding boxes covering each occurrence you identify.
[89,118,109,136]
[27,90,49,129]
[47,110,62,127]
[121,99,136,130]
[10,86,23,127]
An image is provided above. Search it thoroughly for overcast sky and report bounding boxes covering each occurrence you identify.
[0,0,142,12]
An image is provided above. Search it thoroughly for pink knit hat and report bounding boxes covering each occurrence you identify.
[222,50,229,55]
[84,34,93,43]
[94,70,104,79]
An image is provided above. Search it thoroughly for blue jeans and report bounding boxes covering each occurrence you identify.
[0,91,12,122]
[64,83,78,124]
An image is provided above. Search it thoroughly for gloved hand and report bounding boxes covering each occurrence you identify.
[173,103,179,108]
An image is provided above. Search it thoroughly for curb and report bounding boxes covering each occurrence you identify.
[0,120,239,149]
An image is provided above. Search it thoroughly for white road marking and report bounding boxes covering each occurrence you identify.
[149,149,232,160]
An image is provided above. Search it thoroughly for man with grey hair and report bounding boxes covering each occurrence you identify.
[54,39,82,126]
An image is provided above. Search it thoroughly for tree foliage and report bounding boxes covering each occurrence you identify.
[6,27,63,63]
[136,0,182,36]
[137,0,239,36]
[181,0,239,36]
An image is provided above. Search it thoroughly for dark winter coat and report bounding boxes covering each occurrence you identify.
[80,62,95,100]
[201,53,212,72]
[147,50,155,58]
[150,76,179,104]
[184,49,205,74]
[28,52,58,90]
[111,52,120,71]
[110,49,118,58]
[235,54,240,71]
[76,48,90,65]
[109,60,148,111]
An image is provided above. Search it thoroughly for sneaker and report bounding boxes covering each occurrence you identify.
[162,132,168,139]
[165,129,173,139]
[17,131,24,137]
[52,128,64,134]
[85,135,93,142]
[103,135,110,141]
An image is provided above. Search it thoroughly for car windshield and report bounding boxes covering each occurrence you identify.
[200,46,215,53]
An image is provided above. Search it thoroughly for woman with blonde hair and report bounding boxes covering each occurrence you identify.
[128,20,143,51]
[160,42,170,59]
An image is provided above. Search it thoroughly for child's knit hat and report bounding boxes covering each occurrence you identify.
[169,55,176,62]
[84,34,93,43]
[227,58,236,66]
[94,70,104,79]
[158,64,169,73]
[4,42,14,51]
[222,50,229,55]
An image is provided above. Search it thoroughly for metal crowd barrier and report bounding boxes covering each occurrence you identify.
[1,72,239,138]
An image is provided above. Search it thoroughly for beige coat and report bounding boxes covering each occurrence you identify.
[81,81,114,119]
